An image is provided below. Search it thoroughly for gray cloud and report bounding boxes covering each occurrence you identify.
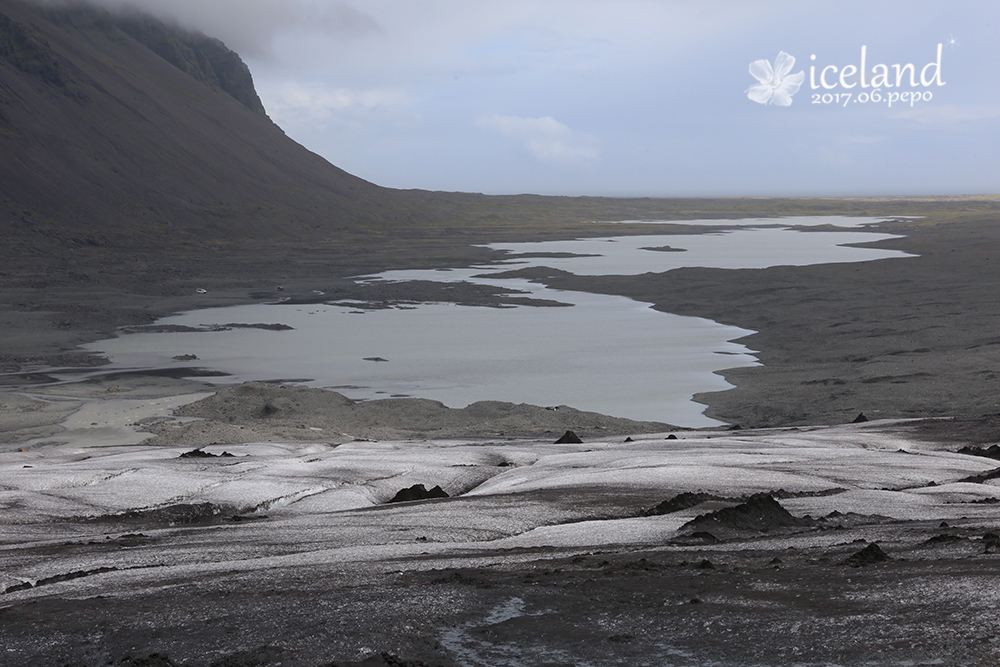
[29,0,380,56]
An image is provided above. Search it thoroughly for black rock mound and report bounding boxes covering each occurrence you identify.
[645,492,727,516]
[388,484,449,503]
[957,467,1000,484]
[843,542,891,566]
[679,493,814,537]
[852,413,869,423]
[957,444,1000,461]
[179,448,234,458]
[554,430,583,444]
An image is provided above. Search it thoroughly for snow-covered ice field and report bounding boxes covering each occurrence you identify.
[2,419,998,595]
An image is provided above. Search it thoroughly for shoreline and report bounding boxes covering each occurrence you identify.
[4,202,1000,436]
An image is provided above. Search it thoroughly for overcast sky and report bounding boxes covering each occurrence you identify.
[59,1,1000,196]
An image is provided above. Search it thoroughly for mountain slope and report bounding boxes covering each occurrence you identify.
[0,0,402,257]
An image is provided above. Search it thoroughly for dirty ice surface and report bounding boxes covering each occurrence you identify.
[1,419,997,594]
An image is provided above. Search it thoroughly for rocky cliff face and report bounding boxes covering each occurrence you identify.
[48,6,267,115]
[116,15,267,116]
[2,3,266,114]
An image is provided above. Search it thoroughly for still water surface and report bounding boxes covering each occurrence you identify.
[83,218,914,426]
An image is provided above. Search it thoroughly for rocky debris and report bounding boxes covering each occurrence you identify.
[816,510,895,529]
[922,534,963,546]
[172,354,198,361]
[118,654,180,667]
[388,484,449,504]
[639,245,686,253]
[770,487,847,499]
[670,531,719,545]
[206,644,288,667]
[644,492,727,516]
[124,323,293,334]
[689,532,720,544]
[956,467,1000,484]
[225,323,294,331]
[984,533,1000,553]
[324,654,436,667]
[178,448,234,459]
[554,430,583,444]
[843,542,891,567]
[956,444,1000,461]
[3,566,119,595]
[92,502,232,527]
[679,493,814,538]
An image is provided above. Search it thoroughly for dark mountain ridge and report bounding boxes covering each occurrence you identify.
[2,0,944,268]
[0,0,396,256]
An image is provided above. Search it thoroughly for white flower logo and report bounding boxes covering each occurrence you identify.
[747,51,805,106]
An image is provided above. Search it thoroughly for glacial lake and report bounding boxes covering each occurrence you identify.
[82,217,915,427]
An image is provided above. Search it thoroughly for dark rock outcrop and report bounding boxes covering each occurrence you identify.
[554,430,583,444]
[956,467,1000,484]
[956,444,1000,461]
[679,493,814,538]
[178,448,234,458]
[843,542,890,566]
[388,484,449,504]
[111,12,267,115]
[644,492,726,516]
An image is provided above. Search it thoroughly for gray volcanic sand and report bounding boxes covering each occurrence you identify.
[0,379,675,453]
[147,382,677,444]
[6,209,1000,428]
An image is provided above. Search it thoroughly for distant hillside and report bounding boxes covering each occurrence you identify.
[0,0,406,258]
